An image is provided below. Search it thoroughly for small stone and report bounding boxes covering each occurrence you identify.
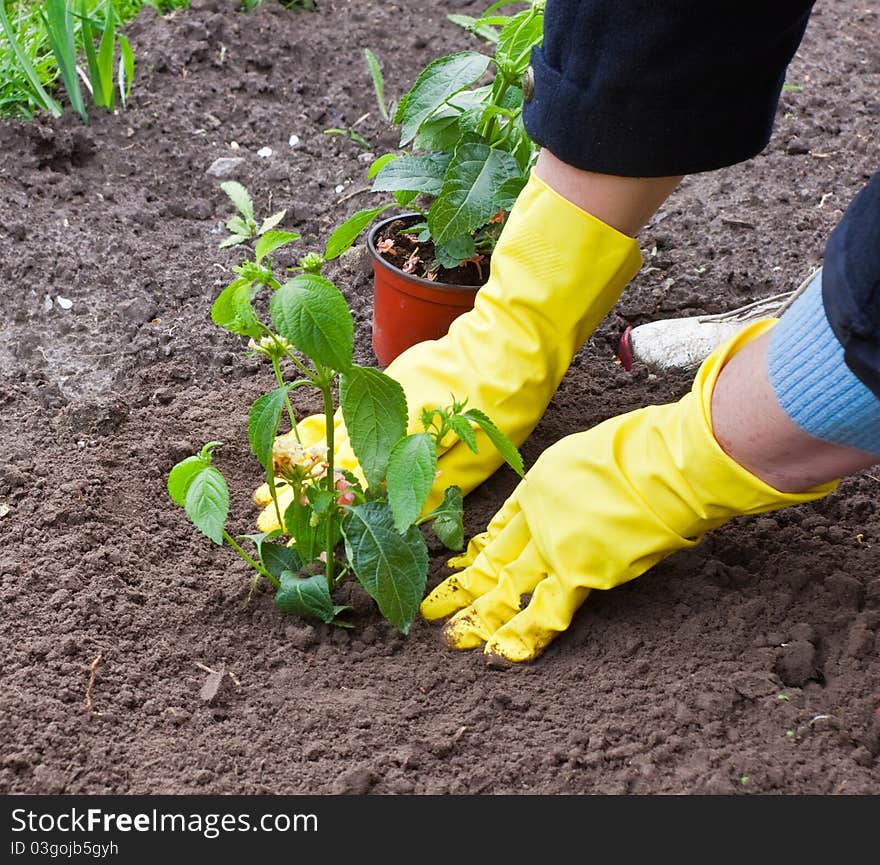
[257,146,273,158]
[288,134,300,147]
[206,156,245,179]
[199,667,228,703]
[335,184,344,194]
[731,671,780,699]
[337,243,370,275]
[56,295,73,310]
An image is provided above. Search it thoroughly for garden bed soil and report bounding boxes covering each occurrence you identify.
[1,0,878,796]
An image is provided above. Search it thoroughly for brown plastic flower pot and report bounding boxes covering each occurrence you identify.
[368,214,480,367]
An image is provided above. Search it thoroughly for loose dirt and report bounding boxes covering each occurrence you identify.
[1,0,878,795]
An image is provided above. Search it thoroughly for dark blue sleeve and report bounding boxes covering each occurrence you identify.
[522,0,814,176]
[822,172,880,400]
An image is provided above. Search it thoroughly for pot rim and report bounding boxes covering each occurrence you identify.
[366,213,483,294]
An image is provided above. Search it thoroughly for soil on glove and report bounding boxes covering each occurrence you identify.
[1,0,878,796]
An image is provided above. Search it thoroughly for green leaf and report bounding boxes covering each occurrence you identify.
[394,190,419,208]
[184,466,229,545]
[275,571,336,623]
[342,502,428,634]
[495,175,528,210]
[395,51,491,146]
[261,542,302,579]
[167,455,208,507]
[324,203,395,260]
[255,229,300,264]
[248,385,293,471]
[270,273,354,371]
[428,141,521,244]
[225,214,250,237]
[386,433,437,532]
[306,485,335,517]
[283,498,321,564]
[219,234,249,249]
[462,408,525,477]
[413,113,462,153]
[117,33,135,107]
[0,2,62,117]
[41,0,87,123]
[339,366,407,489]
[368,153,399,180]
[239,531,275,563]
[434,235,476,269]
[446,13,500,43]
[258,210,287,235]
[494,8,544,78]
[210,278,262,338]
[371,153,451,196]
[96,3,117,112]
[80,0,104,107]
[425,485,464,551]
[448,414,478,453]
[221,181,254,222]
[364,48,389,121]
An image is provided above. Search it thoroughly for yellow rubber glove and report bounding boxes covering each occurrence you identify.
[254,171,643,531]
[420,320,839,662]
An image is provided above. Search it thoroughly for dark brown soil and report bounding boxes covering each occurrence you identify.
[1,0,878,796]
[375,215,492,286]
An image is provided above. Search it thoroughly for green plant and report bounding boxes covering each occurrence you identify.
[167,185,524,634]
[324,126,371,149]
[363,47,393,122]
[218,181,288,248]
[0,0,62,117]
[77,0,135,112]
[324,0,544,277]
[0,0,134,123]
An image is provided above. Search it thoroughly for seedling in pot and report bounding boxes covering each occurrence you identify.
[324,0,545,278]
[167,184,524,635]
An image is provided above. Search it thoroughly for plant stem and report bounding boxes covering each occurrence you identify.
[319,373,337,594]
[271,354,298,434]
[223,530,280,589]
[482,74,511,143]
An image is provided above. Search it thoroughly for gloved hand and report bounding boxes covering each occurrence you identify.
[254,171,643,531]
[419,320,839,662]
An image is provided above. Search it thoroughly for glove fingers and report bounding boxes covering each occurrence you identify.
[445,492,521,569]
[484,574,592,663]
[446,531,489,570]
[442,538,547,649]
[420,501,526,621]
[253,480,276,508]
[256,484,296,534]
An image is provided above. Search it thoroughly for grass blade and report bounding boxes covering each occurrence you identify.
[41,0,88,122]
[0,1,62,117]
[117,33,134,107]
[364,48,389,121]
[96,2,117,111]
[79,0,104,106]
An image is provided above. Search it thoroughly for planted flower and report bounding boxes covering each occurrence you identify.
[167,184,524,635]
